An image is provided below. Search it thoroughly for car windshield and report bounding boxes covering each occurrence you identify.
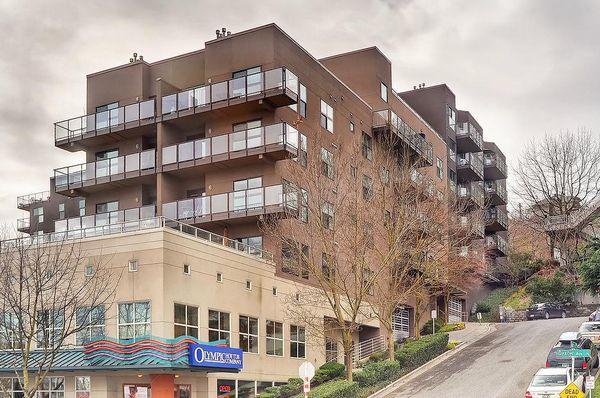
[531,374,567,387]
[555,341,577,348]
[580,324,600,332]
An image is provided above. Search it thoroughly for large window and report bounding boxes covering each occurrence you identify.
[3,377,65,398]
[299,189,308,223]
[33,207,44,224]
[295,133,308,167]
[320,100,334,133]
[321,148,334,179]
[266,320,284,356]
[298,83,307,117]
[239,315,259,353]
[447,106,456,131]
[37,309,64,348]
[75,376,91,398]
[322,201,334,230]
[96,200,118,214]
[233,177,263,211]
[58,203,65,220]
[118,301,151,339]
[380,82,388,102]
[217,379,236,398]
[325,338,338,362]
[321,253,334,282]
[290,325,306,358]
[362,175,373,200]
[0,313,21,349]
[282,240,309,279]
[174,303,198,338]
[362,133,373,160]
[209,310,231,345]
[75,305,105,345]
[78,199,86,216]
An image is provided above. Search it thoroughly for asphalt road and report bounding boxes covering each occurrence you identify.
[385,317,588,398]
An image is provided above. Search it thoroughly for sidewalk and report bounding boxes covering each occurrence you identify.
[447,321,495,344]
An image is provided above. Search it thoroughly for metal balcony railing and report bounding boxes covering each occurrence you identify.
[456,122,483,149]
[54,149,156,192]
[457,152,484,178]
[486,234,508,254]
[484,153,507,176]
[17,191,50,209]
[373,109,433,165]
[485,181,508,202]
[161,123,299,166]
[161,67,298,117]
[162,184,298,221]
[54,99,156,144]
[17,217,30,230]
[1,217,273,262]
[485,208,509,229]
[458,182,484,207]
[54,205,156,233]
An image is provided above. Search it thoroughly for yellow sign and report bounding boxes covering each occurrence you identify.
[560,382,585,398]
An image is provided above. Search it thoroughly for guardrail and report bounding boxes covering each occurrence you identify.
[352,335,386,366]
[17,191,50,209]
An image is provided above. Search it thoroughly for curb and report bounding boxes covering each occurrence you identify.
[367,323,496,398]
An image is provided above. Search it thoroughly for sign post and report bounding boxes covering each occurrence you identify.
[586,375,595,396]
[431,310,437,334]
[299,361,315,397]
[559,382,585,398]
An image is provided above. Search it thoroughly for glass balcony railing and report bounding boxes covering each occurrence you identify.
[161,67,298,117]
[54,99,156,144]
[17,191,50,209]
[409,168,434,197]
[486,234,508,254]
[54,205,156,233]
[162,123,299,166]
[458,182,484,207]
[485,208,509,229]
[17,217,30,230]
[162,184,298,221]
[372,109,433,165]
[2,217,274,262]
[54,149,156,192]
[456,122,483,149]
[484,153,508,176]
[485,181,508,202]
[457,152,484,178]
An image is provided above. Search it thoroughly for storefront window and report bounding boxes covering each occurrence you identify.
[237,380,255,398]
[217,379,236,398]
[75,376,90,398]
[124,384,150,398]
[257,382,275,394]
[174,384,191,398]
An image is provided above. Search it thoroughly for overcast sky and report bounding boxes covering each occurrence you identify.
[0,0,598,230]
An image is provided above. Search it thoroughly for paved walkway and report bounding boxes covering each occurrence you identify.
[447,322,495,344]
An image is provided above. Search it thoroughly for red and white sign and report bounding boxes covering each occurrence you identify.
[299,361,315,395]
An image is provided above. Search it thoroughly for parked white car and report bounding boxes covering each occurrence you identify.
[579,321,600,347]
[524,367,585,398]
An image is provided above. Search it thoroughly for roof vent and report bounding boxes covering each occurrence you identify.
[129,53,143,63]
[216,27,232,39]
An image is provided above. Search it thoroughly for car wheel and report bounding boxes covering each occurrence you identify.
[562,311,566,318]
[545,312,550,319]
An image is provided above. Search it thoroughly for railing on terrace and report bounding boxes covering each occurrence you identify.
[352,335,386,366]
[372,109,433,165]
[54,149,156,191]
[545,197,600,231]
[458,182,484,206]
[484,153,507,176]
[1,217,273,262]
[17,191,50,208]
[485,181,508,202]
[162,123,299,166]
[459,216,485,236]
[54,99,156,144]
[485,208,509,228]
[161,67,298,117]
[162,184,298,221]
[17,217,30,230]
[456,122,483,149]
[410,168,434,196]
[54,205,156,232]
[486,234,508,254]
[457,152,484,177]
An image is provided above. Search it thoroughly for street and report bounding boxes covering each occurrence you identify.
[385,317,588,398]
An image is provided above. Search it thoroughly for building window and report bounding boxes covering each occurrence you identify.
[183,264,191,275]
[299,189,308,223]
[236,236,263,255]
[239,315,259,353]
[272,287,278,296]
[296,133,308,167]
[380,166,390,185]
[322,201,334,230]
[174,303,198,338]
[84,263,94,277]
[282,240,309,279]
[350,165,357,179]
[362,268,374,294]
[118,301,151,339]
[128,260,138,272]
[436,158,444,179]
[209,310,230,345]
[363,223,374,249]
[216,272,223,283]
[75,376,90,398]
[362,175,373,200]
[380,82,388,102]
[320,100,334,133]
[0,313,21,349]
[37,309,64,348]
[266,320,284,356]
[217,380,236,398]
[349,122,355,133]
[447,106,456,131]
[33,207,44,223]
[299,83,307,117]
[322,253,334,282]
[325,338,338,362]
[246,280,252,291]
[321,148,334,179]
[58,203,65,219]
[174,385,191,398]
[95,148,118,161]
[96,200,118,214]
[78,199,86,216]
[75,306,105,345]
[290,325,306,358]
[233,177,263,211]
[362,133,373,161]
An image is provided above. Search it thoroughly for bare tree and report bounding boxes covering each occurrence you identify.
[513,130,600,268]
[0,235,119,398]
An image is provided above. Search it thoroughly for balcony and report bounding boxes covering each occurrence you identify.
[456,122,483,153]
[1,217,274,262]
[17,217,30,233]
[485,234,508,256]
[372,109,433,166]
[17,191,50,210]
[161,67,298,123]
[162,184,298,226]
[54,100,156,151]
[456,152,484,182]
[457,182,484,208]
[161,123,299,176]
[484,152,507,180]
[485,181,508,206]
[409,168,434,198]
[54,205,156,233]
[484,207,508,232]
[458,215,485,239]
[54,149,156,196]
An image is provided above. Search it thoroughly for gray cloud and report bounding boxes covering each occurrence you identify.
[0,0,598,229]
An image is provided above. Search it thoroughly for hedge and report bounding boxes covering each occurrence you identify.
[305,380,359,398]
[395,333,449,369]
[420,318,446,335]
[438,322,465,333]
[353,360,402,387]
[258,362,345,398]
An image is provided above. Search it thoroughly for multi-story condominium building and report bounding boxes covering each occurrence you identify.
[7,24,507,398]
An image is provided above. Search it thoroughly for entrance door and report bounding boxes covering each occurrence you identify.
[448,299,463,323]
